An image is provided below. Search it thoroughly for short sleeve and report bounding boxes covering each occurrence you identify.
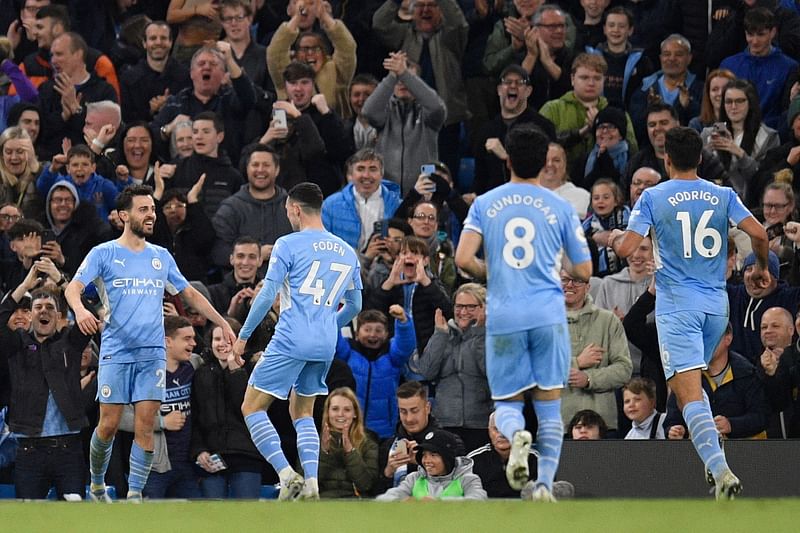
[626,190,654,237]
[165,251,190,295]
[562,207,591,265]
[463,200,483,235]
[727,188,754,226]
[266,238,290,283]
[74,247,104,286]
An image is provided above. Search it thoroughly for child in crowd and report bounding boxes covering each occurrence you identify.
[623,378,666,439]
[569,410,608,440]
[376,429,487,501]
[582,178,630,277]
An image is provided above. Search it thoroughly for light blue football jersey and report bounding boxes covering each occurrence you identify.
[265,229,362,361]
[463,182,591,335]
[74,241,189,364]
[627,179,752,316]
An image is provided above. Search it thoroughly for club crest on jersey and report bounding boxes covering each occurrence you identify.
[152,257,162,270]
[100,385,112,398]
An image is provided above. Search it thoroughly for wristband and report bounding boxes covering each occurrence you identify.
[91,138,105,150]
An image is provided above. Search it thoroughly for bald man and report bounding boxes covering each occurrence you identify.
[628,167,660,207]
[758,306,799,438]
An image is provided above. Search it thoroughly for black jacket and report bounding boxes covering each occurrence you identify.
[208,272,257,317]
[622,289,667,411]
[151,198,216,283]
[0,295,92,436]
[467,443,537,498]
[171,152,243,221]
[46,201,112,278]
[119,57,191,123]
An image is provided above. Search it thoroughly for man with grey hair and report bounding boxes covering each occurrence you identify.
[525,4,574,110]
[628,33,703,144]
[151,42,257,163]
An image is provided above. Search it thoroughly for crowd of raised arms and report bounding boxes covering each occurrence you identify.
[1,0,800,501]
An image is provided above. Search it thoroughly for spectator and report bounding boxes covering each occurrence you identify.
[622,377,665,439]
[378,381,442,490]
[5,0,46,64]
[151,43,257,165]
[728,250,800,364]
[3,218,48,293]
[521,4,576,111]
[582,179,629,278]
[0,267,92,499]
[144,316,201,498]
[151,164,216,283]
[119,20,191,123]
[170,120,195,161]
[720,7,799,130]
[7,102,45,160]
[611,0,671,69]
[540,53,637,168]
[207,236,261,316]
[753,98,800,202]
[622,103,727,193]
[585,6,653,111]
[321,148,402,252]
[0,126,42,219]
[219,0,272,94]
[81,100,122,181]
[628,34,702,144]
[212,144,292,267]
[373,0,470,180]
[376,429,486,500]
[36,144,119,222]
[37,32,118,158]
[335,306,415,439]
[418,283,490,452]
[267,0,357,119]
[627,166,660,209]
[43,181,109,277]
[166,0,223,64]
[406,199,456,294]
[758,306,800,438]
[482,0,546,78]
[472,64,556,195]
[688,68,737,133]
[361,52,446,196]
[368,235,453,354]
[191,318,266,499]
[572,105,631,191]
[318,387,380,498]
[700,79,780,207]
[363,218,413,296]
[345,75,379,151]
[567,409,607,439]
[114,122,156,188]
[574,0,609,51]
[538,142,589,218]
[560,269,632,435]
[0,38,38,132]
[754,182,798,282]
[666,322,770,440]
[171,111,243,220]
[0,202,23,280]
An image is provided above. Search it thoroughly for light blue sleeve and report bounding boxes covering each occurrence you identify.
[562,207,591,265]
[165,251,190,294]
[626,190,653,237]
[727,188,754,226]
[336,289,362,328]
[74,246,104,287]
[462,200,483,235]
[239,277,280,341]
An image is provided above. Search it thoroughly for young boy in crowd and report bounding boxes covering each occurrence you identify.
[622,377,666,439]
[376,429,487,501]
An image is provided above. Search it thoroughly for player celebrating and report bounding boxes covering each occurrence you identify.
[65,183,236,502]
[609,127,770,500]
[233,182,362,501]
[455,124,592,502]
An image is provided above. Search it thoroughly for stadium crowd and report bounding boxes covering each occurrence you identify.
[1,0,800,500]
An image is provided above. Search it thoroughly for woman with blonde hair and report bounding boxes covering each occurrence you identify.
[317,387,379,498]
[0,126,42,218]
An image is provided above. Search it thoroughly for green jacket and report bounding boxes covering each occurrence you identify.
[561,295,633,431]
[317,432,380,498]
[539,91,638,165]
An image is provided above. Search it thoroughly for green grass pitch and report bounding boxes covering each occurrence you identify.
[2,499,799,533]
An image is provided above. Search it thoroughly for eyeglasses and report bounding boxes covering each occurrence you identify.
[454,303,481,312]
[763,202,790,211]
[412,213,437,222]
[297,46,323,54]
[0,214,21,222]
[414,2,438,9]
[631,179,657,188]
[724,97,748,106]
[535,23,566,31]
[221,14,248,23]
[560,278,586,286]
[500,78,527,87]
[595,124,618,132]
[50,197,74,205]
[163,203,187,211]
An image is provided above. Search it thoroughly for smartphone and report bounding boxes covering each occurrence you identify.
[41,230,56,244]
[373,220,388,238]
[712,122,730,138]
[272,108,288,129]
[420,165,437,192]
[394,439,408,456]
[766,223,785,240]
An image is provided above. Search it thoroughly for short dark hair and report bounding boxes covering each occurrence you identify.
[346,148,383,175]
[350,73,379,89]
[288,182,323,212]
[36,4,70,30]
[116,184,154,211]
[505,124,550,179]
[144,20,171,37]
[665,127,702,171]
[603,6,634,27]
[357,309,388,329]
[204,316,241,348]
[283,61,315,83]
[193,111,224,134]
[165,315,192,337]
[744,7,776,33]
[387,218,413,235]
[408,199,438,220]
[396,380,428,401]
[8,218,44,240]
[6,102,40,128]
[31,288,61,313]
[568,409,608,438]
[241,143,280,176]
[646,102,679,122]
[233,235,261,251]
[161,188,188,206]
[623,377,656,400]
[67,144,95,163]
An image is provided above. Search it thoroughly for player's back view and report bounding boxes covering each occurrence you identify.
[233,183,362,501]
[610,127,770,499]
[456,126,592,502]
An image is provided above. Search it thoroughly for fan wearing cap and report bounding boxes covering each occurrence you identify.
[572,106,630,192]
[376,429,487,501]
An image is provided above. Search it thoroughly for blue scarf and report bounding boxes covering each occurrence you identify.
[585,140,629,178]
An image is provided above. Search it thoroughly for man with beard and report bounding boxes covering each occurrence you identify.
[119,21,191,123]
[65,184,235,502]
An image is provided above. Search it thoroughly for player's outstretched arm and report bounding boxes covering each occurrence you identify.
[609,229,644,260]
[181,284,237,345]
[232,277,280,356]
[455,231,486,280]
[337,289,362,328]
[64,278,101,335]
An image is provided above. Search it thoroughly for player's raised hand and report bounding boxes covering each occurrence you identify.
[75,307,101,336]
